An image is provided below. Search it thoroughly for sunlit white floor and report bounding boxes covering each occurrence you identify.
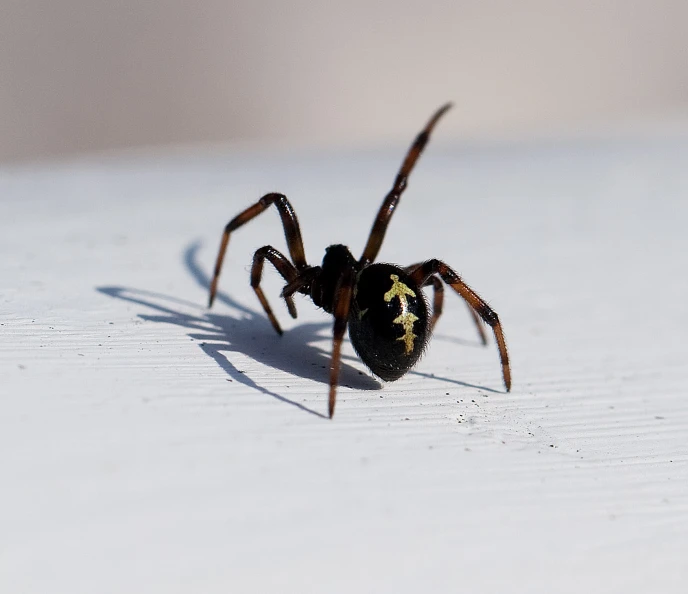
[1,134,687,593]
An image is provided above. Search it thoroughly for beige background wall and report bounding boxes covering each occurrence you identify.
[2,0,688,162]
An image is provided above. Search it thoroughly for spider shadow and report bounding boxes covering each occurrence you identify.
[182,240,497,393]
[98,241,501,418]
[97,244,381,419]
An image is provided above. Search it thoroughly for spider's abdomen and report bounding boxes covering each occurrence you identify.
[348,263,429,381]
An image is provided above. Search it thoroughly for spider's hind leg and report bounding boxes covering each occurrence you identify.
[423,275,445,334]
[405,264,487,343]
[251,245,299,335]
[408,259,510,391]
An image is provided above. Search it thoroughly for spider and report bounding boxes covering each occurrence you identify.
[208,103,511,418]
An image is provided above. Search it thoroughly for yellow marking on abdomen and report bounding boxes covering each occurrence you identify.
[384,274,418,355]
[383,274,416,303]
[393,312,419,354]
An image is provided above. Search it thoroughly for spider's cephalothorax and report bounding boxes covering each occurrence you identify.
[208,103,512,418]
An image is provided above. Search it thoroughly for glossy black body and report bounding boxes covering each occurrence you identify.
[349,263,429,381]
[308,244,358,313]
[305,245,430,381]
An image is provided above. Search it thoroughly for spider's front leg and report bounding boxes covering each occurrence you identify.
[209,192,308,307]
[327,267,356,418]
[280,266,322,302]
[408,259,511,391]
[250,246,300,335]
[359,103,452,267]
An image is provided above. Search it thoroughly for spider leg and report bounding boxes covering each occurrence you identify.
[465,300,488,345]
[408,259,511,391]
[328,267,356,418]
[250,246,299,335]
[281,266,322,301]
[405,263,487,343]
[404,262,444,332]
[209,192,308,307]
[423,275,445,334]
[359,103,452,267]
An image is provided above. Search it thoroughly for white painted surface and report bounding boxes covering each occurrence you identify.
[1,137,687,592]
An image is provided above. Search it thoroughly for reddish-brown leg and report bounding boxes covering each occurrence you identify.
[425,275,444,332]
[328,267,356,418]
[209,193,308,307]
[405,264,487,343]
[250,246,299,335]
[465,301,488,345]
[280,266,322,302]
[359,103,453,267]
[408,259,511,391]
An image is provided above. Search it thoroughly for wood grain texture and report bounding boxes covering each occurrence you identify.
[1,138,687,593]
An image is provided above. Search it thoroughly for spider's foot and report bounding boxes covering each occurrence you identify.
[478,330,488,346]
[267,315,284,336]
[253,286,284,335]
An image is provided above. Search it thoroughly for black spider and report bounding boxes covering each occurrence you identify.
[208,103,511,418]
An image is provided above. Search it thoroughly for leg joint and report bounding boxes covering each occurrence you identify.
[259,192,287,206]
[479,306,499,326]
